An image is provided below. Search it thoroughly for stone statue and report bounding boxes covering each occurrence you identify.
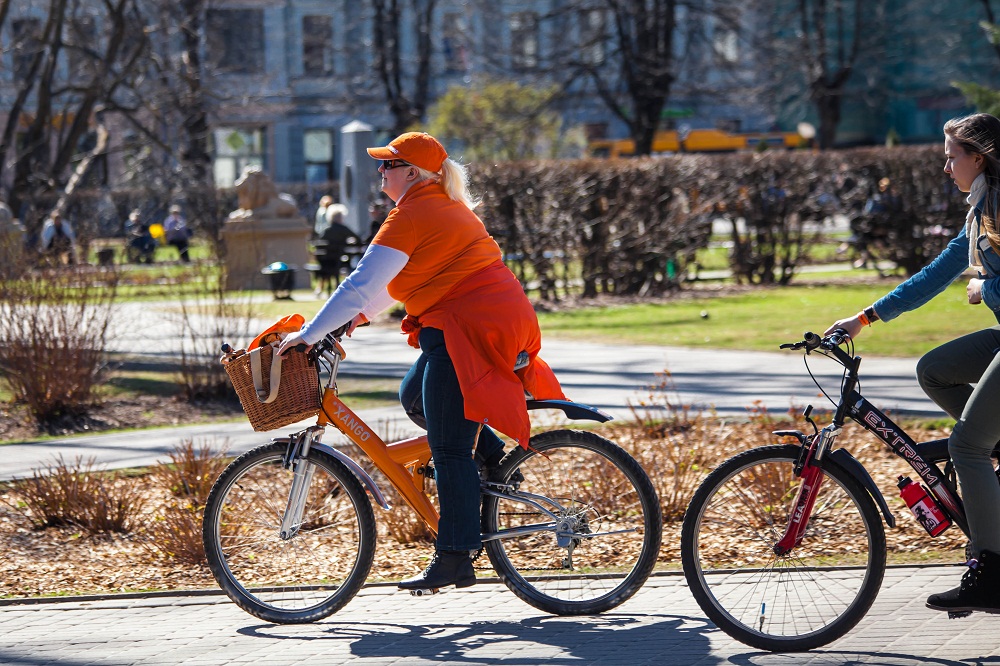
[229,166,299,220]
[221,167,311,291]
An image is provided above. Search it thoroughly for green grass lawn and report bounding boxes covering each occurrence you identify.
[535,281,995,357]
[248,278,991,358]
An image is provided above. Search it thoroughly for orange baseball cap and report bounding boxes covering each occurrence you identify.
[367,132,448,172]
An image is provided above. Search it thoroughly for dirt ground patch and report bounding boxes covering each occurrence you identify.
[0,415,968,603]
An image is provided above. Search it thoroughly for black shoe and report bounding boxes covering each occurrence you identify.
[398,550,476,590]
[482,462,524,486]
[927,550,1000,613]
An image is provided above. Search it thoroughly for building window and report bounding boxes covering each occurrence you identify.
[442,12,469,74]
[303,129,335,183]
[212,127,266,188]
[302,15,333,77]
[12,18,42,83]
[713,29,739,64]
[206,9,265,74]
[509,12,538,70]
[713,7,740,65]
[579,10,605,65]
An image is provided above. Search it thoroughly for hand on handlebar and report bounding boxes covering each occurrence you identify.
[345,313,369,337]
[824,314,865,340]
[276,330,310,356]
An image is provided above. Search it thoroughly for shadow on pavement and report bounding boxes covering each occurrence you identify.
[238,614,719,664]
[729,651,973,666]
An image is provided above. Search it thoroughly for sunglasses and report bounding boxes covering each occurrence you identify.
[380,159,410,171]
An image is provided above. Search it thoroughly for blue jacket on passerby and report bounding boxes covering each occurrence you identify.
[873,204,1000,325]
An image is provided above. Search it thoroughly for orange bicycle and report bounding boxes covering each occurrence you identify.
[203,330,662,623]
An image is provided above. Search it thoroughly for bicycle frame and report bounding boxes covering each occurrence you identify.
[776,335,970,554]
[275,339,615,544]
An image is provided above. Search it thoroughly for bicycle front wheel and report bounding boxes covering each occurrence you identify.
[681,444,886,652]
[203,441,377,623]
[482,430,662,615]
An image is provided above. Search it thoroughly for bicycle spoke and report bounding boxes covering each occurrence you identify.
[682,446,885,651]
[204,444,376,623]
[484,430,661,615]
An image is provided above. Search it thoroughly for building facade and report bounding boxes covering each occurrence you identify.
[1,0,998,196]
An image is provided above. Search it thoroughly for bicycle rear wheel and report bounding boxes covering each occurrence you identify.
[203,441,377,623]
[681,444,886,651]
[482,430,662,615]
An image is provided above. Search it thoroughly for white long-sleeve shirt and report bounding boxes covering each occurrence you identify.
[299,244,409,344]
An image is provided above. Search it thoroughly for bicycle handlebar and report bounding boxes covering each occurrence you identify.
[779,329,851,353]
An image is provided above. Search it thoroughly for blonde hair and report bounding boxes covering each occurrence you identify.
[413,158,480,210]
[325,202,348,224]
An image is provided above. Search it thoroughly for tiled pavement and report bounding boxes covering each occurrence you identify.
[1,566,996,665]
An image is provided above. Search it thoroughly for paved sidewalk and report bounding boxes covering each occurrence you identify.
[1,567,995,665]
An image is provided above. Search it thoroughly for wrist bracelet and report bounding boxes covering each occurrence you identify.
[863,306,879,324]
[857,311,871,327]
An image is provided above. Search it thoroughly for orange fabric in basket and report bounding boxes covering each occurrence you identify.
[249,314,306,350]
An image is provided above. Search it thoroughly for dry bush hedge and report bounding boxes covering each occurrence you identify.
[0,266,118,425]
[469,146,969,294]
[7,456,147,534]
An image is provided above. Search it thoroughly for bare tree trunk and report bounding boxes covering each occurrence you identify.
[372,0,438,135]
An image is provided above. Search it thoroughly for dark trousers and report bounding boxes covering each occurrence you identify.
[399,327,505,551]
[916,326,1000,556]
[169,238,190,262]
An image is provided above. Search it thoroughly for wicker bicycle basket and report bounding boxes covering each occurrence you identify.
[224,345,321,431]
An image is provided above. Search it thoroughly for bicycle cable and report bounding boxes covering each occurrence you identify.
[802,334,858,410]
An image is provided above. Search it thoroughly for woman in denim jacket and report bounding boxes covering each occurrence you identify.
[827,113,1000,614]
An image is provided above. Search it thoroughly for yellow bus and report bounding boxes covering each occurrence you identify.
[587,128,804,158]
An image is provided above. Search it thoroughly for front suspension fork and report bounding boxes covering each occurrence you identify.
[772,462,824,555]
[279,430,318,540]
[772,425,839,556]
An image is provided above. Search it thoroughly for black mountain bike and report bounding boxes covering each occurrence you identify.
[681,330,977,652]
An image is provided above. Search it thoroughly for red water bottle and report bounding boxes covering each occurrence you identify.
[897,475,951,537]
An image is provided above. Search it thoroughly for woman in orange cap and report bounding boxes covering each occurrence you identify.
[278,132,564,591]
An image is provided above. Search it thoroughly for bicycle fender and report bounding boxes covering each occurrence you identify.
[823,448,896,528]
[526,399,613,422]
[270,437,391,510]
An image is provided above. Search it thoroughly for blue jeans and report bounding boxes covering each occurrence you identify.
[399,327,505,551]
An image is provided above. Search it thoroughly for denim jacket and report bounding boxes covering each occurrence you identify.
[873,207,1000,324]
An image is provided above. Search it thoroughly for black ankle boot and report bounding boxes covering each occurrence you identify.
[927,550,1000,613]
[398,550,476,590]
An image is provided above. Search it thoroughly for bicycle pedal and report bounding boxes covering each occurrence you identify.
[408,588,440,597]
[947,611,973,619]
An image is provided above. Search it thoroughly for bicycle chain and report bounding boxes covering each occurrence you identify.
[472,511,579,571]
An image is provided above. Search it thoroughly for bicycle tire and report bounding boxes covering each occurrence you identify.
[680,444,886,651]
[482,429,662,615]
[203,441,377,623]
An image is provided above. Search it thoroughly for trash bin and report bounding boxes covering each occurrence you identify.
[260,261,297,300]
[96,248,116,266]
